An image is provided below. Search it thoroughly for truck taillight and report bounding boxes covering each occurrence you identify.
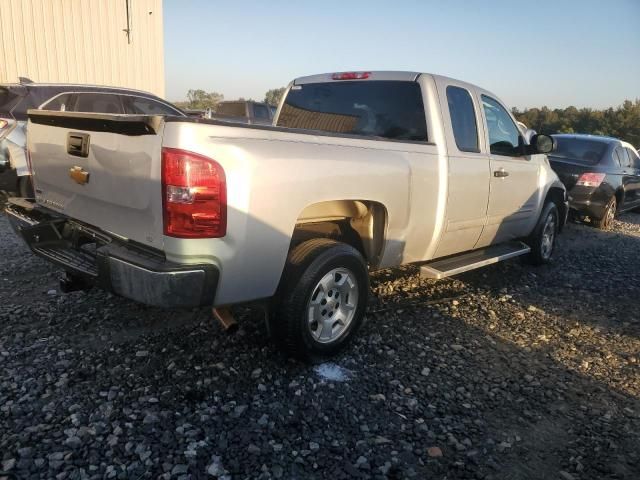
[576,172,605,188]
[161,147,226,238]
[332,71,371,80]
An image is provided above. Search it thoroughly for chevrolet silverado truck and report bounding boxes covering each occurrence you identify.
[6,71,567,359]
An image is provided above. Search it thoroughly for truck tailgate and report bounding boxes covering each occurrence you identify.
[27,111,165,249]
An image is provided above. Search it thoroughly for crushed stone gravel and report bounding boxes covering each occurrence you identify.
[1,209,639,479]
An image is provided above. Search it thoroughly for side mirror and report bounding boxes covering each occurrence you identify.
[530,134,556,154]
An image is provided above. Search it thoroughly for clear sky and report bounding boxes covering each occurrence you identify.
[164,0,640,109]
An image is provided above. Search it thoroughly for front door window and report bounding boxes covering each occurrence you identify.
[482,95,521,157]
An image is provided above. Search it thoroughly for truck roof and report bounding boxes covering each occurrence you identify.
[294,71,422,84]
[293,71,492,98]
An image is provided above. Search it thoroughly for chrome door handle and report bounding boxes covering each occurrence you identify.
[494,169,509,178]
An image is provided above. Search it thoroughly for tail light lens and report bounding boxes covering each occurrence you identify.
[0,118,13,139]
[576,172,606,188]
[161,147,226,238]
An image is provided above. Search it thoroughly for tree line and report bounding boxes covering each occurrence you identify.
[513,99,640,147]
[174,87,287,111]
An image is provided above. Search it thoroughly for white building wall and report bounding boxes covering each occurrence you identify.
[0,0,165,97]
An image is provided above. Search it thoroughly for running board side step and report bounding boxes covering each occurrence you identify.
[420,242,530,279]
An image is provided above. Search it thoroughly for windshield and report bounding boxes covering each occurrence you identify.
[551,137,609,165]
[277,80,427,141]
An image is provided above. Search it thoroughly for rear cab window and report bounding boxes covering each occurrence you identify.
[446,86,479,152]
[276,80,428,141]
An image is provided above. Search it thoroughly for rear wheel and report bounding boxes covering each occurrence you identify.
[17,175,34,198]
[273,239,369,361]
[525,201,559,265]
[593,196,616,230]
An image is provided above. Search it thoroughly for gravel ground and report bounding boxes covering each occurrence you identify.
[1,208,639,480]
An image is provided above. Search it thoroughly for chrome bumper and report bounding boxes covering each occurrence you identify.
[5,199,218,308]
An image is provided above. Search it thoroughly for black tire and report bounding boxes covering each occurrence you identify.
[273,238,369,361]
[17,175,34,198]
[525,201,559,265]
[593,196,616,230]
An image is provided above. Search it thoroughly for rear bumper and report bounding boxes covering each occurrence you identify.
[5,199,218,308]
[568,186,610,219]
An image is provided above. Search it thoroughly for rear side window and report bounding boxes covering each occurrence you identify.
[446,86,478,152]
[124,96,180,115]
[0,87,25,117]
[41,93,73,111]
[70,93,123,114]
[253,103,270,120]
[552,137,609,165]
[277,81,427,141]
[625,148,640,169]
[616,146,631,168]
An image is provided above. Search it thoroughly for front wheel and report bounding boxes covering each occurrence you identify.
[525,201,559,265]
[273,239,369,361]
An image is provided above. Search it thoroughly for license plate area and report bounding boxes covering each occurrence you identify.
[21,220,66,247]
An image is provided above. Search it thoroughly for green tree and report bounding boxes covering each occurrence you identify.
[513,99,640,147]
[186,89,224,110]
[264,87,286,106]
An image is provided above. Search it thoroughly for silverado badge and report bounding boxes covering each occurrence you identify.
[69,166,90,185]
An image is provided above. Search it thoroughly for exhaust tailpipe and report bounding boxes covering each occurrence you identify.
[212,307,238,333]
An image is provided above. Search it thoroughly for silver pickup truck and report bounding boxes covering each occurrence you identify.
[6,71,567,359]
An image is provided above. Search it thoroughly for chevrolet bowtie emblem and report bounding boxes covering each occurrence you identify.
[69,166,90,185]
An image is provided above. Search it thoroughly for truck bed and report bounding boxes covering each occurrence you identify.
[25,109,442,305]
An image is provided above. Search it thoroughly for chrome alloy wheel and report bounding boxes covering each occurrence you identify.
[307,267,359,344]
[540,211,557,260]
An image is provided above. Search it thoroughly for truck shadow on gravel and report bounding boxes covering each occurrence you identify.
[1,215,640,479]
